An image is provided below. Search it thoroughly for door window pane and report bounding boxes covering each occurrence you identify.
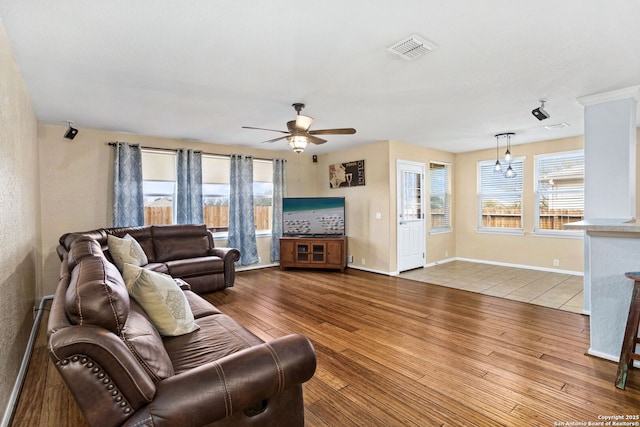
[402,171,422,221]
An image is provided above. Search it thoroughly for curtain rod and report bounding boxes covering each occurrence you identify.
[106,142,280,162]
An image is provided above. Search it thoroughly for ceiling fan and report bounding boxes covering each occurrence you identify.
[242,103,356,153]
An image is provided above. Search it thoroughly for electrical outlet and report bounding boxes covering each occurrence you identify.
[361,258,366,265]
[347,255,353,263]
[553,259,559,267]
[445,250,448,257]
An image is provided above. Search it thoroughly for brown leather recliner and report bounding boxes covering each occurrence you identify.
[48,236,316,426]
[58,224,240,293]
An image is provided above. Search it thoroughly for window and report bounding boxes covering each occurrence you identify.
[142,150,274,234]
[429,162,451,231]
[534,150,584,234]
[478,158,524,232]
[201,155,273,234]
[142,150,176,225]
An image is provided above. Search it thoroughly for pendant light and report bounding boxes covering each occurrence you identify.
[494,134,502,173]
[494,132,516,178]
[504,164,515,178]
[504,132,513,163]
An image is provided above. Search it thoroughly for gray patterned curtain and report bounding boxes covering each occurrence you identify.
[270,158,287,261]
[176,149,203,224]
[228,154,259,265]
[113,142,144,227]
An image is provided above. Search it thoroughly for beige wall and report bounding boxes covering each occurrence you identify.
[389,140,457,270]
[314,141,392,272]
[0,20,39,418]
[38,124,313,294]
[454,135,585,272]
[312,140,455,273]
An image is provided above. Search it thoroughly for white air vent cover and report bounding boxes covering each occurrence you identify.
[388,35,438,60]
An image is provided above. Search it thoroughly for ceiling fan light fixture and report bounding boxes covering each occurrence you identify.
[287,135,308,153]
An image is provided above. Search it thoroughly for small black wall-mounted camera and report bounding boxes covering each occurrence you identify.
[532,100,549,121]
[64,126,78,139]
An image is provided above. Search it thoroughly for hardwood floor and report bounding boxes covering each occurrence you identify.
[12,268,640,426]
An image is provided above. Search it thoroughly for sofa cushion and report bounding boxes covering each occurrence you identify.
[107,234,149,271]
[165,256,224,278]
[151,224,210,262]
[163,314,263,374]
[123,264,200,336]
[65,256,130,334]
[122,300,175,382]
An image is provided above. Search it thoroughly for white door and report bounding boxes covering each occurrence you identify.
[397,160,425,272]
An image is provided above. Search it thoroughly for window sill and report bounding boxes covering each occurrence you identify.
[212,230,272,241]
[430,228,453,235]
[476,228,524,236]
[532,230,583,239]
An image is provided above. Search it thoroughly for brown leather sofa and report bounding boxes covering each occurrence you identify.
[48,235,317,427]
[58,224,240,293]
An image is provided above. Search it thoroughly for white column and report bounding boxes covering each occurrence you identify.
[578,86,639,220]
[577,86,639,360]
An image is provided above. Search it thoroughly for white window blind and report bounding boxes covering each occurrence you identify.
[478,158,524,231]
[535,150,584,232]
[429,162,451,230]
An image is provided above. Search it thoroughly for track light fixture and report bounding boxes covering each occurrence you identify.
[64,121,78,140]
[532,100,550,121]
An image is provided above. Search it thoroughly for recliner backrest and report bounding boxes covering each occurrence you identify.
[151,224,211,262]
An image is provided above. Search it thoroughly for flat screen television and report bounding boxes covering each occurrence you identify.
[282,197,345,236]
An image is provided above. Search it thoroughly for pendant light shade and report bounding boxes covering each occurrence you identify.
[504,164,515,178]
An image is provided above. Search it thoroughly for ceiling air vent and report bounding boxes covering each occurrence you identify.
[388,35,438,61]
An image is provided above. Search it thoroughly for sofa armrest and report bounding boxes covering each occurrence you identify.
[210,246,240,287]
[49,326,157,426]
[123,334,316,427]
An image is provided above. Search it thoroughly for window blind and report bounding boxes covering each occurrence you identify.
[535,151,584,231]
[478,158,524,230]
[429,162,451,229]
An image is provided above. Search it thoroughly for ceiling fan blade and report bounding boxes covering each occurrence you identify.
[295,115,314,132]
[307,134,327,145]
[242,126,289,134]
[261,135,290,144]
[309,128,357,135]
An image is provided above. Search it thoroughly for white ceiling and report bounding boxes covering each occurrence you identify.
[1,0,640,154]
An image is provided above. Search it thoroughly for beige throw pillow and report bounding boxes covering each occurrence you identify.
[108,234,148,271]
[122,264,199,336]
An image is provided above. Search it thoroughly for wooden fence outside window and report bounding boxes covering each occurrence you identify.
[145,206,272,231]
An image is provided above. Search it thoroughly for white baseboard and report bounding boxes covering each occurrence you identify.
[236,262,279,272]
[346,265,394,276]
[2,295,53,427]
[587,348,619,362]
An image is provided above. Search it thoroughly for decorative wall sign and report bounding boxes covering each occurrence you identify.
[329,160,365,188]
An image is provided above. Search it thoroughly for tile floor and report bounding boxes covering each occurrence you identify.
[398,260,585,314]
